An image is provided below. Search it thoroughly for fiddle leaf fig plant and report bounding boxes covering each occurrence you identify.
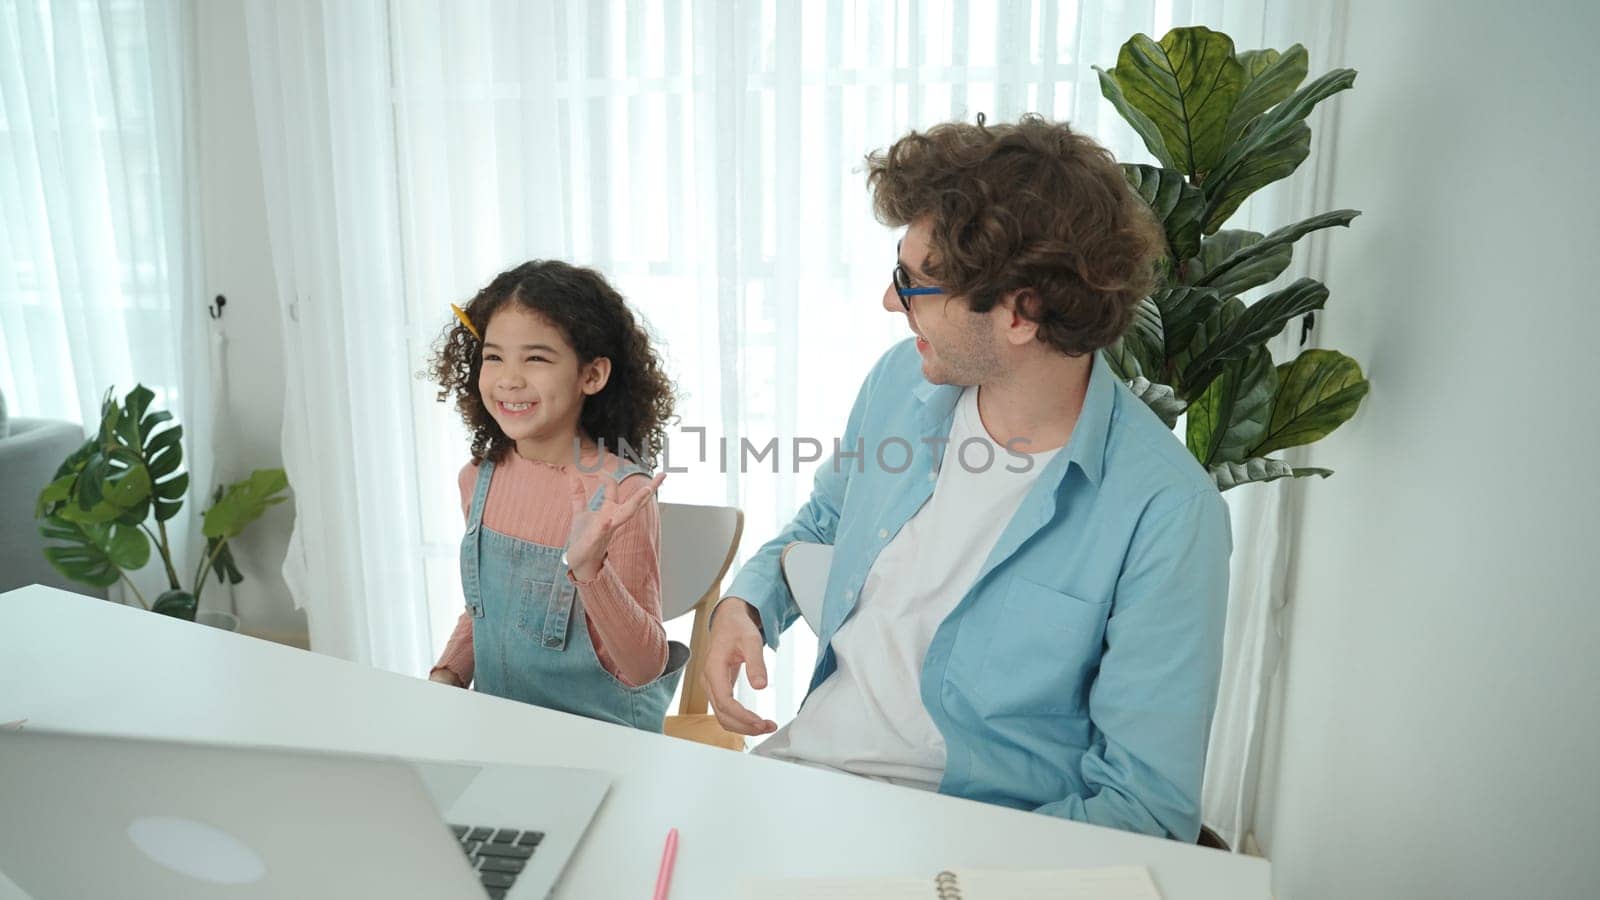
[1097,26,1370,490]
[34,384,289,619]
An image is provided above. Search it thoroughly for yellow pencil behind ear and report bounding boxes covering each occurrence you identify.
[450,303,482,341]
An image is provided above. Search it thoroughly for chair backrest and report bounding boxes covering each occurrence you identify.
[779,541,833,635]
[657,502,744,621]
[658,502,743,719]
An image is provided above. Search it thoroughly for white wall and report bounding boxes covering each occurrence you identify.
[1255,1,1600,897]
[194,0,303,641]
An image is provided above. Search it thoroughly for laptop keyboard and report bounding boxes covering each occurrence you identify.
[450,824,545,899]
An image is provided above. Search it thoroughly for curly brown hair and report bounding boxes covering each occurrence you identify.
[429,260,676,466]
[865,114,1165,356]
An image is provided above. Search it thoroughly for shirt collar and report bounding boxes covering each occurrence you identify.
[912,350,1115,486]
[1062,351,1115,485]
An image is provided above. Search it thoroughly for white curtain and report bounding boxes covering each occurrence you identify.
[1188,0,1351,853]
[241,0,432,674]
[240,0,1342,850]
[0,0,213,608]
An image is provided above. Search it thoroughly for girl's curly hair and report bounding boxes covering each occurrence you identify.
[866,114,1165,356]
[429,260,676,466]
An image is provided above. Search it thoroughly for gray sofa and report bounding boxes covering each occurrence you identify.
[1,418,106,596]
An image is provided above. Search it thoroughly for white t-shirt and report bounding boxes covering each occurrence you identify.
[753,386,1062,789]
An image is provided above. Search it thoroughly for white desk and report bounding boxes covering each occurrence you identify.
[0,585,1270,899]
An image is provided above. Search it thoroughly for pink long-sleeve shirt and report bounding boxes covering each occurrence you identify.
[430,447,668,688]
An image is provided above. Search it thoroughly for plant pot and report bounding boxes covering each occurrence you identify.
[195,609,239,632]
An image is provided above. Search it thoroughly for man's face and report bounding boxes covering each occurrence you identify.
[882,218,1003,386]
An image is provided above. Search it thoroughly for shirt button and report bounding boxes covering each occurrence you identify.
[544,636,562,648]
[878,528,888,539]
[927,471,937,481]
[466,524,478,535]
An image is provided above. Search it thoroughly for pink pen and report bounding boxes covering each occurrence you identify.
[652,828,679,900]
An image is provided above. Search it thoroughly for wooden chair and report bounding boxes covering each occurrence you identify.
[658,502,746,750]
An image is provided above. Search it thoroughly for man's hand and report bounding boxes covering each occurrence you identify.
[701,597,778,735]
[429,669,463,688]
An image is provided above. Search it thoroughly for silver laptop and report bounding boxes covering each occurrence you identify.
[0,729,610,899]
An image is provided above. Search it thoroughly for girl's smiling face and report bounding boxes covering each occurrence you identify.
[478,305,609,461]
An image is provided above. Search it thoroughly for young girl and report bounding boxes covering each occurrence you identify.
[425,260,687,732]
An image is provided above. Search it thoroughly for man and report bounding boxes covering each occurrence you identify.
[704,115,1231,841]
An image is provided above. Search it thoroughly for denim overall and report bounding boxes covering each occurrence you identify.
[461,458,689,732]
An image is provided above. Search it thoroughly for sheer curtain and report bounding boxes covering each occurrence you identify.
[1183,0,1351,853]
[0,0,213,606]
[241,0,432,673]
[382,0,1196,708]
[241,0,1340,851]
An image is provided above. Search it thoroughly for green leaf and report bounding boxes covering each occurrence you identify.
[1172,296,1245,396]
[1209,457,1332,492]
[1104,339,1144,381]
[107,384,188,526]
[39,434,98,521]
[203,468,290,541]
[40,519,120,588]
[55,497,124,526]
[51,436,96,482]
[1120,294,1166,379]
[114,385,156,450]
[35,472,76,519]
[1121,164,1204,261]
[124,384,155,420]
[38,517,148,586]
[76,449,108,511]
[1251,349,1370,456]
[105,521,151,569]
[1225,45,1309,144]
[1186,230,1290,299]
[100,449,151,511]
[97,388,122,447]
[1127,377,1187,430]
[1236,48,1280,80]
[61,450,128,525]
[1203,123,1311,234]
[152,589,198,621]
[70,445,150,527]
[139,408,173,433]
[1180,277,1329,395]
[206,536,245,585]
[153,472,189,523]
[113,496,152,529]
[1154,285,1225,365]
[1107,28,1248,178]
[1198,210,1360,294]
[1095,66,1178,170]
[1202,68,1357,231]
[146,422,184,477]
[1186,347,1278,466]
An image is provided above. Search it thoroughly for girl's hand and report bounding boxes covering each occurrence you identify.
[565,473,667,581]
[428,669,463,688]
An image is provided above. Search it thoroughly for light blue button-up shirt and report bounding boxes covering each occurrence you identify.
[727,338,1231,840]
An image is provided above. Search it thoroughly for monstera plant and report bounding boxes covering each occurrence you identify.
[34,384,289,620]
[1097,26,1369,490]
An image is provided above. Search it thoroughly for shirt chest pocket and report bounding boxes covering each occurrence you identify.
[973,576,1110,717]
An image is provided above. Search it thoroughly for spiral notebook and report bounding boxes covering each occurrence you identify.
[741,864,1162,899]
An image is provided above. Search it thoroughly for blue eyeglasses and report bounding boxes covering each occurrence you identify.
[893,240,944,310]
